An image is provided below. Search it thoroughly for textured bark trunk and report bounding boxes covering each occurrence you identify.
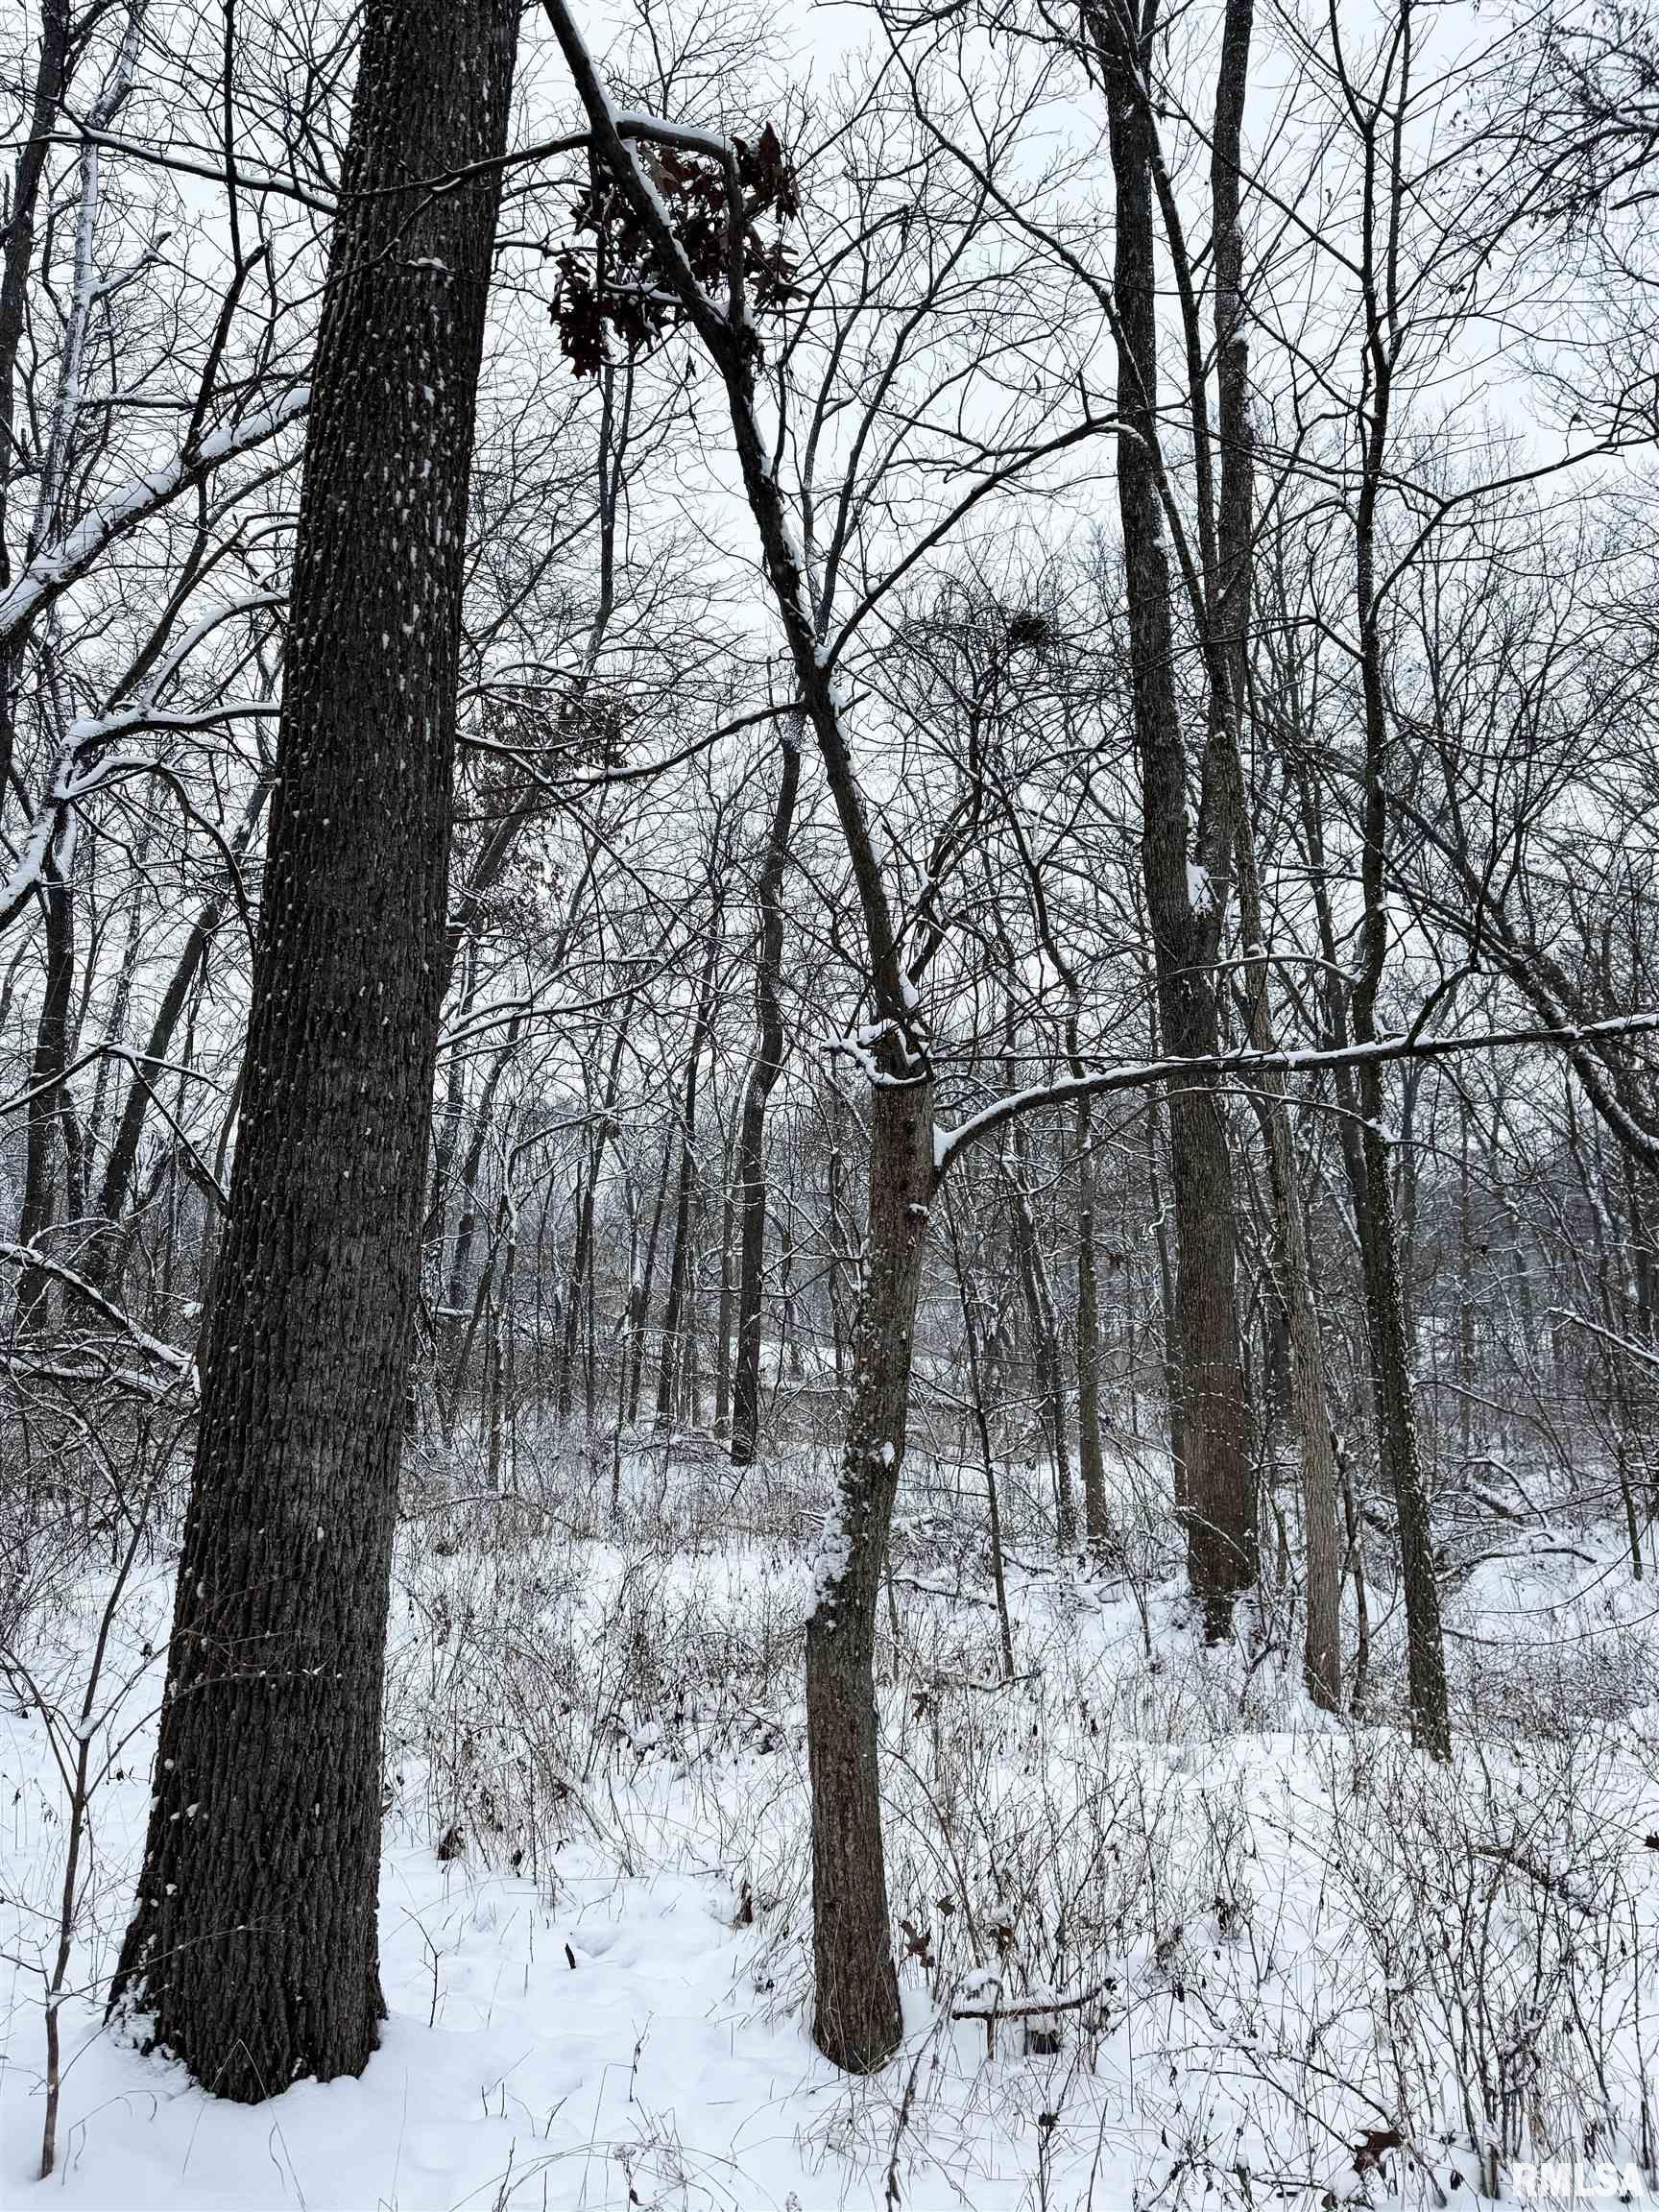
[108,0,516,2099]
[537,4,938,2068]
[732,736,800,1464]
[1145,1081,1185,1503]
[805,1072,934,2071]
[1351,601,1449,1756]
[827,1101,852,1382]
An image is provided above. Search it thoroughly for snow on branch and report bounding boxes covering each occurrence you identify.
[0,389,308,653]
[0,1244,196,1385]
[933,1010,1659,1175]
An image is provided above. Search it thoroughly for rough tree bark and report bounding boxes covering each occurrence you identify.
[107,0,517,2099]
[804,1070,935,2068]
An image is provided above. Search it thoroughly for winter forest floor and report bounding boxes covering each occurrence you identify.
[5,1434,1659,2212]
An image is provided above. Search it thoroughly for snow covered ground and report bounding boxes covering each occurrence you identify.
[5,1442,1659,2210]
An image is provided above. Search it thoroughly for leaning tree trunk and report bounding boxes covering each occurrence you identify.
[732,733,801,1465]
[805,1070,935,2071]
[108,0,516,2100]
[536,4,940,2069]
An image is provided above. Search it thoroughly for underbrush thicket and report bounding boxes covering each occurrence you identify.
[4,1414,1658,2206]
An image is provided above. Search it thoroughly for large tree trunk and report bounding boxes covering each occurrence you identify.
[108,0,516,2100]
[732,735,801,1465]
[805,1072,934,2071]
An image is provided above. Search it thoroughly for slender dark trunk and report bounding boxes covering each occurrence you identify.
[733,736,801,1464]
[556,1035,622,1423]
[714,1166,736,1436]
[656,914,722,1428]
[441,1033,517,1401]
[1007,1113,1073,1550]
[1100,10,1255,1632]
[87,787,269,1293]
[947,1190,1018,1677]
[628,1131,673,1424]
[558,1161,591,1420]
[108,0,517,2098]
[0,0,71,820]
[1074,1094,1111,1557]
[14,855,75,1330]
[1348,98,1451,1755]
